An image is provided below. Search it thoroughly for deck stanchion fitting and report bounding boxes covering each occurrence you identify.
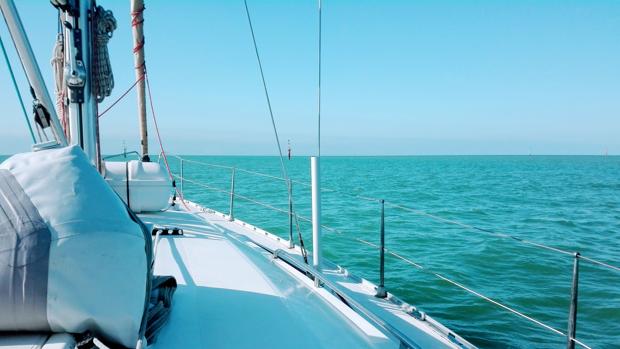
[228,167,236,221]
[180,159,184,196]
[566,252,580,349]
[311,156,322,277]
[288,179,294,248]
[376,199,387,298]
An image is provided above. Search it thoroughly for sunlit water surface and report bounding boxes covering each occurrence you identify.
[2,154,618,348]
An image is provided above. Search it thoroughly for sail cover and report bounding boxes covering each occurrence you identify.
[0,146,149,348]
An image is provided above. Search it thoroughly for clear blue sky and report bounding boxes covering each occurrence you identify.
[1,0,619,155]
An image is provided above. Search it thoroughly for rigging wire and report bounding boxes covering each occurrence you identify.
[242,0,288,180]
[0,34,36,143]
[243,0,309,261]
[98,74,145,118]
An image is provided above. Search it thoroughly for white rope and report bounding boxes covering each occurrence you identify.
[51,30,67,137]
[92,5,116,103]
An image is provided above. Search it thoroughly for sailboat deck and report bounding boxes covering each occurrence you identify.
[0,199,472,349]
[138,202,470,349]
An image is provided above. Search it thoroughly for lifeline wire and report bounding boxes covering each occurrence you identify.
[0,34,36,143]
[170,165,594,349]
[353,238,592,349]
[170,155,620,274]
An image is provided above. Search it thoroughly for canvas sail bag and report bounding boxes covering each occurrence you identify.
[0,146,149,348]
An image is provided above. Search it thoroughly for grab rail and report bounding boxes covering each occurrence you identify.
[170,155,617,349]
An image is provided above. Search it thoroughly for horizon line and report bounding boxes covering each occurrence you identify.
[1,153,617,157]
[128,153,618,157]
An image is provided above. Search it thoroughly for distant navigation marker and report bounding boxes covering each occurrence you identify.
[288,139,292,160]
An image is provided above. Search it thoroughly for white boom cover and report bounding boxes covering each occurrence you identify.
[0,146,148,348]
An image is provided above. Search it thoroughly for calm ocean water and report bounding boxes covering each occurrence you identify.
[1,154,618,348]
[168,155,620,349]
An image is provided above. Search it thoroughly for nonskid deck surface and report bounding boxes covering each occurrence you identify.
[140,206,397,349]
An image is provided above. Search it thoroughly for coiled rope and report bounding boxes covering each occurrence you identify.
[92,5,116,103]
[51,29,68,136]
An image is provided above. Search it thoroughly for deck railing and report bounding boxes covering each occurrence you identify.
[168,155,619,349]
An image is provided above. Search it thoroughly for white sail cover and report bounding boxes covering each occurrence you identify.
[0,146,148,348]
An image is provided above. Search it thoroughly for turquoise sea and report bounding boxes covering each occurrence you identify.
[166,155,620,349]
[1,154,618,348]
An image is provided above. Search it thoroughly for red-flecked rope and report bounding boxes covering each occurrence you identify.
[131,6,145,27]
[144,72,172,180]
[144,71,190,210]
[131,6,146,71]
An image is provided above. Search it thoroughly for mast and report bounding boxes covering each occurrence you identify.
[53,0,101,166]
[78,0,99,166]
[130,0,149,161]
[0,0,67,147]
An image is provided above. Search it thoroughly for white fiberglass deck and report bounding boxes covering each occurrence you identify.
[142,208,393,348]
[139,202,473,349]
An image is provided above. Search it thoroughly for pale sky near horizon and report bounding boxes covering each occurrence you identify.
[1,0,619,155]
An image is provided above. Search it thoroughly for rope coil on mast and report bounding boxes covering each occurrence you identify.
[96,5,145,118]
[92,6,117,103]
